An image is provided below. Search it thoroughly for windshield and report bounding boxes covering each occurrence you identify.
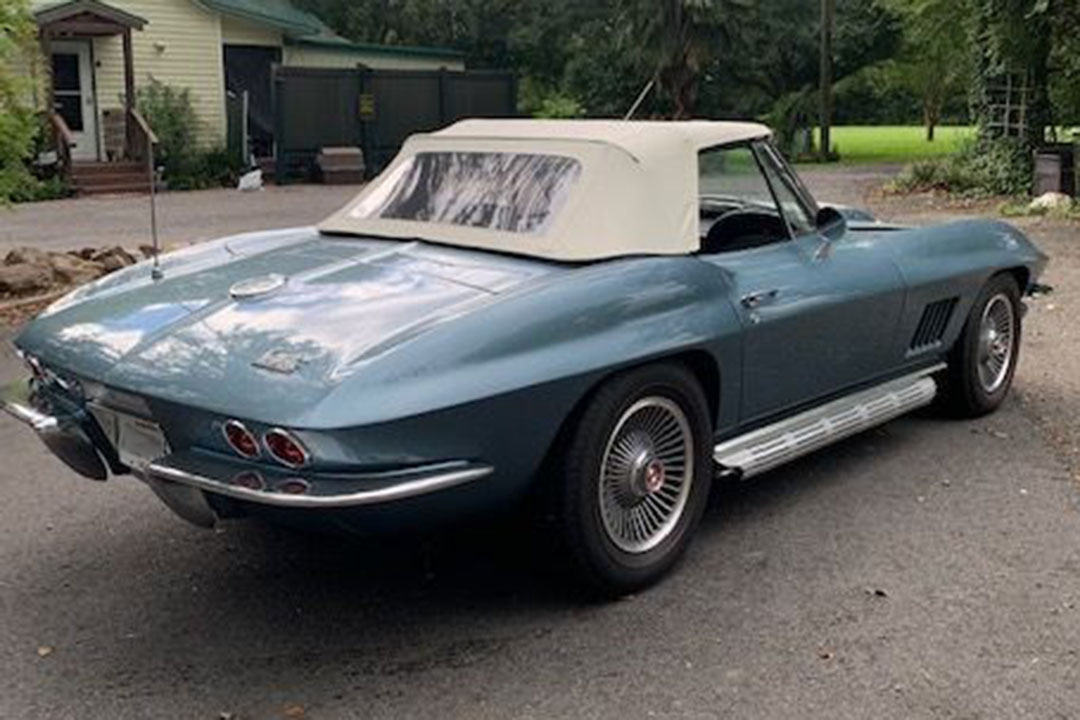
[348,151,582,235]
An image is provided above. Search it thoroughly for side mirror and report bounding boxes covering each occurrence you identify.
[816,206,847,240]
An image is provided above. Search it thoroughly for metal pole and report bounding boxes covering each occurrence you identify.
[242,90,250,166]
[148,141,162,281]
[819,0,835,161]
[624,78,656,121]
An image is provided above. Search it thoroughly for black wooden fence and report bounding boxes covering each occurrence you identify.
[272,66,517,183]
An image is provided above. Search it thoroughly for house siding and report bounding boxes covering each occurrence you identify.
[28,0,469,154]
[283,45,465,72]
[90,0,226,146]
[221,15,282,47]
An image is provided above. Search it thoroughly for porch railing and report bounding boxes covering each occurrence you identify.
[47,111,75,183]
[127,108,158,165]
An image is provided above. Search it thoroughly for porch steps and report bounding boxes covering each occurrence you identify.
[71,161,150,196]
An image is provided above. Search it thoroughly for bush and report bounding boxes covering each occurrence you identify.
[164,147,245,191]
[0,0,43,205]
[532,93,584,119]
[888,138,1031,196]
[137,78,244,190]
[10,175,71,203]
[136,78,198,177]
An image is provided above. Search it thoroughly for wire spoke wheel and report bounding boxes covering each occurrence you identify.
[976,293,1016,394]
[598,396,694,554]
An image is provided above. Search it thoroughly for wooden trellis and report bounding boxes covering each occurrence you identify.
[983,73,1029,139]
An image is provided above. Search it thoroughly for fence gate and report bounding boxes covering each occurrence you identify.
[273,66,517,183]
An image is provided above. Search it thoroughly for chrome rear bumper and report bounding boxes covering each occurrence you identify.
[4,374,494,526]
[137,456,492,528]
[2,382,59,431]
[2,375,109,481]
[145,452,493,510]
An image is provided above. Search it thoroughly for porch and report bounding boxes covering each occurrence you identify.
[35,0,158,195]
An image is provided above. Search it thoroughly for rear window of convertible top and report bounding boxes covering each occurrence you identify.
[349,152,582,235]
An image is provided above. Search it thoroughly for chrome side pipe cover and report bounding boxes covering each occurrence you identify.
[714,365,944,480]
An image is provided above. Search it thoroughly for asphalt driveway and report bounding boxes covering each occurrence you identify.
[1,168,1078,719]
[0,184,362,254]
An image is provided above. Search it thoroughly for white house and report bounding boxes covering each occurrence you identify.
[31,0,465,165]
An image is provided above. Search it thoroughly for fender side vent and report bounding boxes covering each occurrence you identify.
[910,298,958,352]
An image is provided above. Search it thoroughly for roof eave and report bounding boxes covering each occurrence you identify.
[34,0,147,30]
[194,0,322,37]
[286,35,465,61]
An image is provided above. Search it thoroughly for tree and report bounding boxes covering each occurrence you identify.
[294,0,905,126]
[1049,1,1080,127]
[820,0,835,159]
[971,0,1053,151]
[0,0,42,203]
[881,0,973,141]
[628,0,747,119]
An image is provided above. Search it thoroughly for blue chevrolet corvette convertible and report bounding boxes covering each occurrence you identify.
[3,120,1049,594]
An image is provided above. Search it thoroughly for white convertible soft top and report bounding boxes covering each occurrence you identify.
[318,119,772,261]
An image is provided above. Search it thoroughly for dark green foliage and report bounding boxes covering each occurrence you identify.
[0,0,46,204]
[136,79,244,190]
[890,137,1031,196]
[292,0,905,123]
[164,147,246,191]
[970,0,1053,151]
[136,79,199,181]
[9,175,71,203]
[1048,3,1080,127]
[879,0,974,141]
[764,88,817,157]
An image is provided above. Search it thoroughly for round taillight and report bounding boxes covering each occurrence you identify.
[223,420,260,459]
[264,429,309,468]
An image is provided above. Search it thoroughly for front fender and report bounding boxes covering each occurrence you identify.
[882,219,1048,354]
[884,219,1047,291]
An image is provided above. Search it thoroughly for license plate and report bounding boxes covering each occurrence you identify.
[88,404,170,470]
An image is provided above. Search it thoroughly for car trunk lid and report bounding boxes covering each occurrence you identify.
[16,230,562,423]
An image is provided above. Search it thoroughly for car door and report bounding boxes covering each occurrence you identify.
[698,141,907,425]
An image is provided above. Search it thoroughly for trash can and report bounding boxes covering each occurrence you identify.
[1034,144,1076,196]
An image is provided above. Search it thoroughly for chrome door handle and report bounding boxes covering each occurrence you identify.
[741,289,779,309]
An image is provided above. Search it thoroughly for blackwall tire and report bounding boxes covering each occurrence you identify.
[940,274,1022,418]
[554,363,713,597]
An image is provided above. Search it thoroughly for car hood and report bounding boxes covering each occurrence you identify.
[16,228,561,420]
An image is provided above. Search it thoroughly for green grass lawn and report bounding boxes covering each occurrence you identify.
[805,126,976,165]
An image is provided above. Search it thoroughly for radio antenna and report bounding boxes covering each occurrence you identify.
[624,77,656,120]
[147,140,163,281]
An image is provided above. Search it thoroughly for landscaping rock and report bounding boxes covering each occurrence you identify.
[0,244,137,300]
[1029,192,1073,213]
[0,264,55,294]
[4,247,52,268]
[91,246,138,272]
[49,253,106,286]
